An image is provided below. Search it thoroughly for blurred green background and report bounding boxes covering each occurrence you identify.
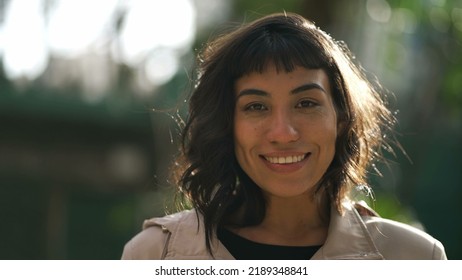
[0,0,460,259]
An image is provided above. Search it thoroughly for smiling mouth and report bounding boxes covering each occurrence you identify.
[262,153,309,164]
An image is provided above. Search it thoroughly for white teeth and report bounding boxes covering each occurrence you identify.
[264,154,306,164]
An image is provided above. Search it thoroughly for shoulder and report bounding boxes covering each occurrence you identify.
[356,205,447,259]
[121,210,198,260]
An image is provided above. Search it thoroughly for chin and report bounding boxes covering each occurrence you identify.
[260,183,314,199]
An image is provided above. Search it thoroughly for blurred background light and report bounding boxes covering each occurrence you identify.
[366,0,392,23]
[47,0,118,58]
[452,7,462,31]
[429,6,451,32]
[116,0,195,67]
[0,0,197,95]
[391,8,417,34]
[144,48,179,87]
[2,0,49,80]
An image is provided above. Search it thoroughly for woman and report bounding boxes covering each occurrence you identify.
[122,13,446,260]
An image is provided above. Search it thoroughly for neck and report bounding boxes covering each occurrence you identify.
[263,193,328,234]
[232,192,330,246]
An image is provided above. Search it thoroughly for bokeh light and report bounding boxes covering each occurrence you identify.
[0,0,197,94]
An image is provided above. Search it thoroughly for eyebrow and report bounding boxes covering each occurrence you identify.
[291,83,326,94]
[237,83,326,98]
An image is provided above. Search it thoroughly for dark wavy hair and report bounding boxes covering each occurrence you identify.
[172,13,397,253]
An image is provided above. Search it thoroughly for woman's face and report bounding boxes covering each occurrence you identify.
[234,65,338,199]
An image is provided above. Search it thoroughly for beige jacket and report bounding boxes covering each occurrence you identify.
[121,201,447,260]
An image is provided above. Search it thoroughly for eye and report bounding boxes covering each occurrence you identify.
[245,102,267,111]
[296,99,318,108]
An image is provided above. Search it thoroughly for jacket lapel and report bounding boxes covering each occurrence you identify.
[311,201,384,259]
[146,202,384,260]
[145,209,235,259]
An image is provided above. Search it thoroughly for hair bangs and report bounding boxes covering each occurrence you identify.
[229,26,330,78]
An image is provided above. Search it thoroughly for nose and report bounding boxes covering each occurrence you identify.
[266,110,300,144]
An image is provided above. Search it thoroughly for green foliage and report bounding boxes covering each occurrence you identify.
[233,0,302,18]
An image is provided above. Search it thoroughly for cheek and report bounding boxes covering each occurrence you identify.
[306,113,338,154]
[326,122,339,161]
[234,120,251,150]
[323,120,339,148]
[233,118,262,164]
[233,119,246,158]
[321,107,339,140]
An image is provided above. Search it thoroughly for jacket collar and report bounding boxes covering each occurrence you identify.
[144,210,234,259]
[311,201,384,259]
[146,201,384,260]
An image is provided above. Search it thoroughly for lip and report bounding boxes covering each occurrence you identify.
[259,152,311,173]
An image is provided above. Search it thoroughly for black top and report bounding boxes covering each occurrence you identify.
[217,227,322,260]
